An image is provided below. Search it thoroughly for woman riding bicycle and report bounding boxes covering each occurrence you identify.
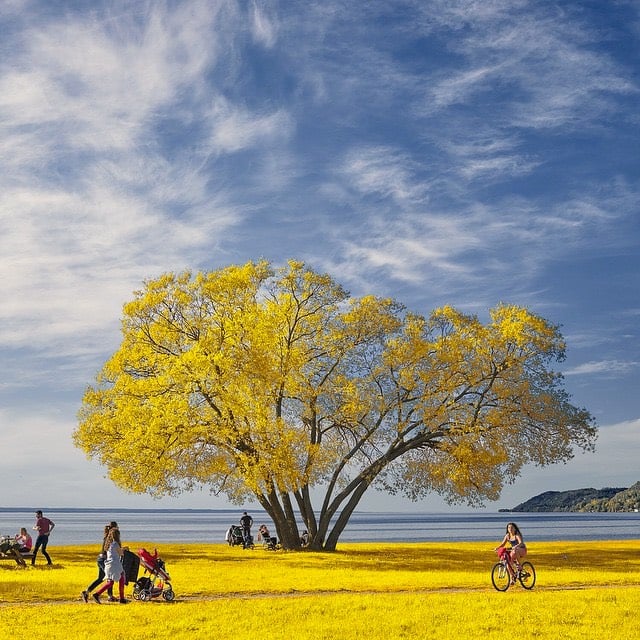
[496,522,527,583]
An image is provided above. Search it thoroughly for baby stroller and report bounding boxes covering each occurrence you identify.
[227,525,254,549]
[132,548,175,602]
[263,535,279,551]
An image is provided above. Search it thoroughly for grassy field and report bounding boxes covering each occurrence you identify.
[1,540,638,639]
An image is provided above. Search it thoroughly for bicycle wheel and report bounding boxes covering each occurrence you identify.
[518,561,536,589]
[491,562,511,591]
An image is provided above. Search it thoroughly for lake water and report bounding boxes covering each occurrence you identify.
[1,508,638,547]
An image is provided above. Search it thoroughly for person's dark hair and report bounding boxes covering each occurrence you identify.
[506,522,522,536]
[109,521,118,529]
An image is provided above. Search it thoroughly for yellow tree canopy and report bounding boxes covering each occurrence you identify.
[74,260,596,550]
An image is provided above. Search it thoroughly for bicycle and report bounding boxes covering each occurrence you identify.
[491,547,536,591]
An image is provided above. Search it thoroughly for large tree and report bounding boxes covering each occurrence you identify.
[75,260,596,550]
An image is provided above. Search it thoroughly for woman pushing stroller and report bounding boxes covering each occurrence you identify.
[81,524,115,603]
[91,524,128,604]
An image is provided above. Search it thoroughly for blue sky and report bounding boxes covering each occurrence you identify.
[1,0,638,511]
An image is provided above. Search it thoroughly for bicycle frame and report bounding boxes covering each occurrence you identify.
[492,547,536,591]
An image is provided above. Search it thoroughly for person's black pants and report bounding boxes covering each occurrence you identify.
[32,534,52,564]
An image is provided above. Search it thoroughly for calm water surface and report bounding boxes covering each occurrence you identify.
[1,508,638,546]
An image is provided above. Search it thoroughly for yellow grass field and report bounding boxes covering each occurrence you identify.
[1,540,638,639]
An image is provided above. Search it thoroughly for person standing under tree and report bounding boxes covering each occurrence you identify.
[240,511,253,548]
[31,510,55,565]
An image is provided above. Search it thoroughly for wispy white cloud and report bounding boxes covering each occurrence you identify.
[443,134,540,180]
[564,360,639,377]
[291,3,638,303]
[0,0,28,15]
[421,2,637,129]
[209,97,293,154]
[0,1,295,364]
[428,64,504,110]
[0,0,638,509]
[340,146,429,204]
[404,0,639,213]
[0,3,223,150]
[250,0,278,48]
[0,179,241,353]
[323,146,638,304]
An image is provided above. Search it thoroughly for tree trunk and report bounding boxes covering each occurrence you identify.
[314,447,410,551]
[257,489,303,549]
[294,486,318,543]
[260,447,410,551]
[323,477,371,551]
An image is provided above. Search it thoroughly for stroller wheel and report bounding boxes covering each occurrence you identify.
[162,588,175,601]
[139,589,151,601]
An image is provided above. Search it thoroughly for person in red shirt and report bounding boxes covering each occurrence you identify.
[31,510,55,565]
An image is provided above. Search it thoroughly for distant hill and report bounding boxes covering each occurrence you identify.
[505,482,640,512]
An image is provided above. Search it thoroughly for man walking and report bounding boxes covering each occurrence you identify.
[32,510,55,565]
[240,511,253,549]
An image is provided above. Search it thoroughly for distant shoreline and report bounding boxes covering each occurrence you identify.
[0,506,239,513]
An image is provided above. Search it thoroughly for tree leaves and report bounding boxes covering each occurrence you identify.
[74,261,597,549]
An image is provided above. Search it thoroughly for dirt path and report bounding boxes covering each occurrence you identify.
[2,582,640,608]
